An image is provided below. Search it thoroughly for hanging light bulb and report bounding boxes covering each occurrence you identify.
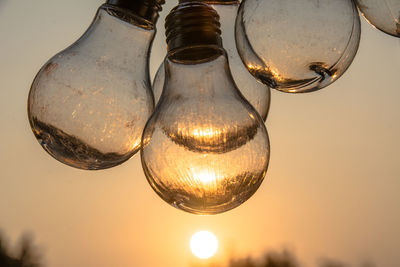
[153,0,271,121]
[28,0,164,170]
[356,0,400,37]
[141,2,270,215]
[235,0,361,93]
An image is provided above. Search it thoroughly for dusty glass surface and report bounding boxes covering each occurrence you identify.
[142,52,270,215]
[28,5,155,170]
[235,0,361,93]
[356,0,400,37]
[153,3,270,121]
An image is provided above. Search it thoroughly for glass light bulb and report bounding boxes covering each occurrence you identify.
[235,0,361,93]
[28,0,164,170]
[356,0,400,37]
[141,2,270,215]
[152,0,271,121]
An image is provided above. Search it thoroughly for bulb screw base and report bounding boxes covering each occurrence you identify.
[165,2,223,62]
[179,0,239,4]
[106,0,165,24]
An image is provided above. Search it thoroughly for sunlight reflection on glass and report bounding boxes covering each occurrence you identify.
[191,168,218,185]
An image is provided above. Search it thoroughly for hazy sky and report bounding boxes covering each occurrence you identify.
[0,0,399,267]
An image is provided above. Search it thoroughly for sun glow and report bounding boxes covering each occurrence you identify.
[190,231,218,259]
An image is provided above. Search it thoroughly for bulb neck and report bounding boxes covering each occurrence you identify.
[165,2,223,63]
[106,0,165,24]
[179,0,239,4]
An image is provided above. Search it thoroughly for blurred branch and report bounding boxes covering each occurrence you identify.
[0,231,43,267]
[318,258,348,267]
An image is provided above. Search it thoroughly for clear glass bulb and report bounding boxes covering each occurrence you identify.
[141,2,270,215]
[356,0,400,37]
[235,0,361,93]
[28,1,164,170]
[152,0,271,121]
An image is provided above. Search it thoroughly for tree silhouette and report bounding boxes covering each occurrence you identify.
[0,231,43,267]
[228,250,299,267]
[212,250,376,267]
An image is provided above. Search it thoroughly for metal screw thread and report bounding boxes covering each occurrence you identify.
[106,0,165,24]
[165,2,222,54]
[179,0,239,5]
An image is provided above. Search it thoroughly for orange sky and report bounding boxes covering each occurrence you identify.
[0,1,399,267]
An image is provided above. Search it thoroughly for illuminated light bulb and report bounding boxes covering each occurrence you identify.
[141,2,270,215]
[28,0,164,170]
[235,0,361,93]
[152,0,271,121]
[356,0,400,37]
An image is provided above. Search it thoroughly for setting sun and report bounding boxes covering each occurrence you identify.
[190,231,218,259]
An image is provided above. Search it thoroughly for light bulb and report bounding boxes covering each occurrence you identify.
[141,2,270,215]
[152,0,271,121]
[28,0,164,170]
[356,0,400,37]
[235,0,361,93]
